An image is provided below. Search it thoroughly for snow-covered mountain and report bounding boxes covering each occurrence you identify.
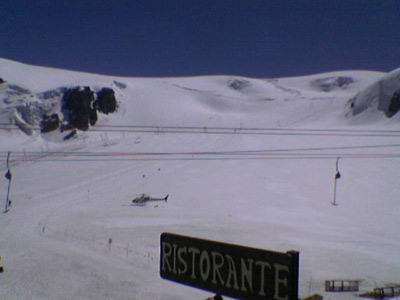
[351,67,400,118]
[0,58,399,300]
[1,58,398,144]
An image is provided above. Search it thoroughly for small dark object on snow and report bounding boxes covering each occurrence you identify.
[63,129,77,141]
[335,171,341,179]
[5,170,12,180]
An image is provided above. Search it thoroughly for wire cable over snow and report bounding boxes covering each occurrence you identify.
[2,143,400,163]
[2,123,400,137]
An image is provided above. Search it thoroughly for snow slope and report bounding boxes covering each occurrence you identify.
[0,58,399,300]
[351,67,400,118]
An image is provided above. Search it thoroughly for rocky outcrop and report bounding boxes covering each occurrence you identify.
[228,79,251,90]
[62,87,97,131]
[40,114,60,133]
[61,86,117,132]
[351,67,400,118]
[2,82,118,136]
[94,88,117,114]
[311,76,354,92]
[8,84,30,95]
[386,89,400,117]
[113,80,126,89]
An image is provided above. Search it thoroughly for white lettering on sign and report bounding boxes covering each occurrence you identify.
[200,250,211,281]
[241,258,254,292]
[274,263,289,300]
[225,254,239,290]
[211,252,225,285]
[177,246,187,274]
[256,260,272,296]
[188,247,200,279]
[161,242,290,299]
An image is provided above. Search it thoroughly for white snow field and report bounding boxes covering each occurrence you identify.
[0,58,399,300]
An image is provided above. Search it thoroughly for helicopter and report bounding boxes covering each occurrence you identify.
[132,194,169,205]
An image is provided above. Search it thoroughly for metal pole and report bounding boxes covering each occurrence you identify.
[4,152,11,213]
[332,178,338,206]
[331,157,340,206]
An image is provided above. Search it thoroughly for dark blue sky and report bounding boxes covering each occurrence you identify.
[1,0,399,78]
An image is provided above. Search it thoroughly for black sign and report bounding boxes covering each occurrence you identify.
[160,233,299,300]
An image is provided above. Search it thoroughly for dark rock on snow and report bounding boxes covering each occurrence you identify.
[94,88,117,114]
[63,129,77,141]
[113,80,127,90]
[58,86,117,132]
[62,87,96,131]
[8,84,31,95]
[228,79,251,90]
[311,76,354,92]
[38,87,66,100]
[386,89,400,117]
[9,85,119,135]
[40,114,60,133]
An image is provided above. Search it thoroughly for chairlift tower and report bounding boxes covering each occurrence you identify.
[331,157,341,206]
[4,152,12,213]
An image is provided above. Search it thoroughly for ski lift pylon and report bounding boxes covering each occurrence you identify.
[331,157,340,206]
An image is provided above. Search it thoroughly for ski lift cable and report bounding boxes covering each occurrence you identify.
[2,152,400,164]
[2,122,400,137]
[5,120,400,130]
[7,153,400,163]
[2,142,400,158]
[92,124,400,134]
[2,121,400,134]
